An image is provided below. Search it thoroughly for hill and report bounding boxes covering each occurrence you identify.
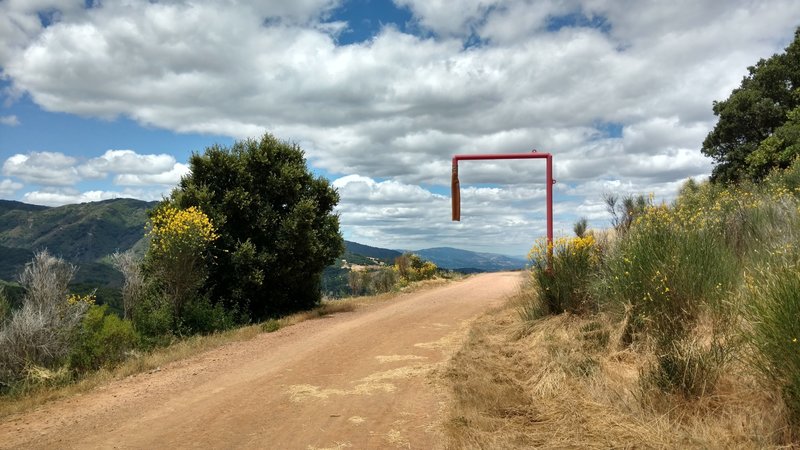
[344,241,401,264]
[411,247,527,272]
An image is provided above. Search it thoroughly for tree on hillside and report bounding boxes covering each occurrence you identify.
[702,27,800,183]
[171,133,344,320]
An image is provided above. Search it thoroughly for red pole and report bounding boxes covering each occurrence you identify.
[450,151,555,266]
[546,154,554,264]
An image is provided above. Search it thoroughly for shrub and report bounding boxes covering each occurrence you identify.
[131,293,174,349]
[69,304,139,372]
[110,250,146,319]
[0,287,9,323]
[742,227,800,427]
[261,319,281,333]
[172,134,344,320]
[178,295,237,335]
[528,234,600,315]
[0,251,89,388]
[598,205,738,344]
[145,205,218,318]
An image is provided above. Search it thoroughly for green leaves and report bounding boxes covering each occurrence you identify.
[173,133,344,320]
[702,28,800,183]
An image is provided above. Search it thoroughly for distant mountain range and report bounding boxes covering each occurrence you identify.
[410,247,527,272]
[0,198,527,304]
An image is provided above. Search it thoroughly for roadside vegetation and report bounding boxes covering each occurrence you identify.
[446,30,800,448]
[0,134,348,397]
[447,159,800,447]
[0,132,448,409]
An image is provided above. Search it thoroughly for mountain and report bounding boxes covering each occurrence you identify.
[344,240,401,264]
[411,247,527,272]
[0,198,157,267]
[0,198,158,311]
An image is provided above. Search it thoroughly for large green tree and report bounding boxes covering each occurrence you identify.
[702,28,800,183]
[172,134,344,320]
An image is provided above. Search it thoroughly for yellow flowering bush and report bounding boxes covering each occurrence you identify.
[67,293,96,306]
[529,233,601,315]
[145,205,218,317]
[147,206,218,260]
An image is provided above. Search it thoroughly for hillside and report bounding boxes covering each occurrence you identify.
[344,240,401,264]
[412,247,527,272]
[0,199,525,302]
[0,198,156,268]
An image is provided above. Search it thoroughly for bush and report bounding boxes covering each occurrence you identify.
[131,293,174,348]
[145,205,218,319]
[69,304,139,372]
[597,205,738,345]
[742,227,800,426]
[110,250,146,319]
[0,251,89,388]
[178,296,237,335]
[529,234,600,315]
[172,133,344,320]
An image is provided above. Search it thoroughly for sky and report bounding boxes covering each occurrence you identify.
[0,1,798,257]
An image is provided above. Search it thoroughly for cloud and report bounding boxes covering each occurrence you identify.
[21,187,167,207]
[1,1,799,253]
[21,188,121,206]
[114,163,190,186]
[0,178,23,196]
[2,152,80,186]
[0,115,20,126]
[78,149,177,179]
[334,174,558,254]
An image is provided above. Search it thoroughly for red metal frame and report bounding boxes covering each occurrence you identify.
[451,151,555,258]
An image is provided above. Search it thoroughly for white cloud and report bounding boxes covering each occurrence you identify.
[114,162,190,186]
[78,149,177,179]
[0,115,20,126]
[21,188,120,206]
[2,152,79,186]
[0,178,23,196]
[21,186,166,207]
[1,1,799,253]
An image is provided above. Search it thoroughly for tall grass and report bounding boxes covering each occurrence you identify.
[522,158,800,427]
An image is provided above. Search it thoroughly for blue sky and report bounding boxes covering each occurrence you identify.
[1,0,798,255]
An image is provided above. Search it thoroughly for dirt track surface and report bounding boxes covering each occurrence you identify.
[0,272,521,450]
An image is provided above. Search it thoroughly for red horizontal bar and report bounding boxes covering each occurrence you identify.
[453,152,551,162]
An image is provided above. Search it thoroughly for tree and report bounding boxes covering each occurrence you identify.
[701,28,800,183]
[172,133,344,320]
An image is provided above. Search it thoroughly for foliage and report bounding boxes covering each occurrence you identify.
[178,295,237,335]
[603,193,650,233]
[261,319,282,333]
[528,234,600,314]
[130,292,174,349]
[171,133,344,320]
[743,250,800,426]
[394,253,438,283]
[110,250,146,319]
[702,27,800,183]
[573,217,588,238]
[347,267,399,296]
[598,205,738,345]
[145,205,218,319]
[69,304,139,372]
[0,286,9,323]
[0,251,89,388]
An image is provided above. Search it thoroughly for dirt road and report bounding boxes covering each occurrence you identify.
[0,272,521,449]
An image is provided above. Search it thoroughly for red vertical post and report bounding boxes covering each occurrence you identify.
[546,154,554,264]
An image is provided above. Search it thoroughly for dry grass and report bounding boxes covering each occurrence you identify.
[0,276,454,420]
[443,288,792,449]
